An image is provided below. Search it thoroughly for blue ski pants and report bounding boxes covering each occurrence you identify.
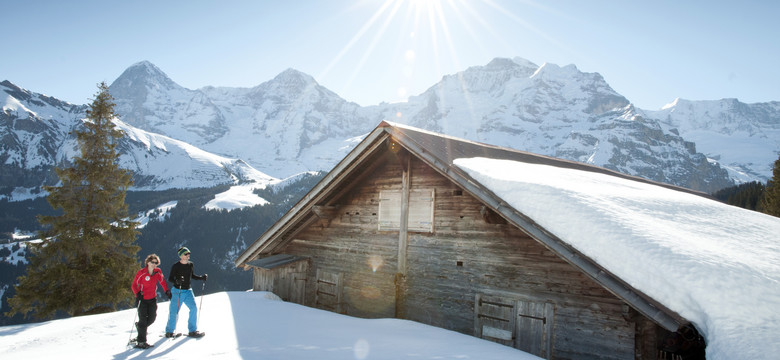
[165,287,198,333]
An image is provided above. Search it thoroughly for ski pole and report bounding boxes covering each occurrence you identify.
[196,278,206,329]
[127,291,142,347]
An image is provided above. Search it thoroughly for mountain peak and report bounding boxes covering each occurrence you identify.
[482,57,538,76]
[109,61,181,97]
[273,68,317,86]
[252,68,320,97]
[129,60,159,70]
[123,61,173,81]
[483,57,538,71]
[484,57,519,70]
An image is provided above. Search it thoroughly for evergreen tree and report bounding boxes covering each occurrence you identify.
[713,181,765,211]
[763,154,780,217]
[7,82,139,319]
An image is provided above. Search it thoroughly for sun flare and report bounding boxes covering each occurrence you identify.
[317,0,549,105]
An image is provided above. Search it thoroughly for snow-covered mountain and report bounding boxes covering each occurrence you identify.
[4,57,779,198]
[644,98,780,183]
[364,58,735,192]
[1,80,276,201]
[112,61,373,177]
[105,58,761,193]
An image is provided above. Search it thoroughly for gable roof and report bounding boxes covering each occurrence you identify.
[236,121,780,358]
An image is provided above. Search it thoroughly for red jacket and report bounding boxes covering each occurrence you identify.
[131,267,169,300]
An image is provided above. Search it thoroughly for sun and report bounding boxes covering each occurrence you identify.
[317,0,547,105]
[407,0,442,9]
[319,0,456,102]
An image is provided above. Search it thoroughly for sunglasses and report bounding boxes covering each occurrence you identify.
[149,261,159,265]
[183,253,191,256]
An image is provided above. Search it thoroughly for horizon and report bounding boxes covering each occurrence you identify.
[2,1,779,110]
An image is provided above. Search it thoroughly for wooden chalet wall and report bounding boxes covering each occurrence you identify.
[278,153,659,359]
[252,259,308,304]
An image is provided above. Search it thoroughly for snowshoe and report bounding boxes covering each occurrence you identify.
[164,332,182,338]
[187,331,205,338]
[135,342,154,349]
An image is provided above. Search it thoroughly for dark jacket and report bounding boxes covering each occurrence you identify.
[168,261,205,290]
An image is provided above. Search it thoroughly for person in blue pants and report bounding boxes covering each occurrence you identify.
[165,246,207,338]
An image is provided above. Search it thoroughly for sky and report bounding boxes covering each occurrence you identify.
[2,0,779,110]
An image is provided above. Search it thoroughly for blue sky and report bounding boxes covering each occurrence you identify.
[2,0,778,109]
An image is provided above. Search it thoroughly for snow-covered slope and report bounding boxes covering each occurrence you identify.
[114,118,276,190]
[644,98,780,183]
[1,80,277,200]
[0,80,83,193]
[0,291,538,360]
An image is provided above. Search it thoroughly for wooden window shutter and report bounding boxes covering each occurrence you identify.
[408,189,434,232]
[378,189,434,232]
[378,190,402,231]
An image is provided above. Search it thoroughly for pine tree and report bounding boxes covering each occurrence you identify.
[7,82,140,319]
[763,154,780,217]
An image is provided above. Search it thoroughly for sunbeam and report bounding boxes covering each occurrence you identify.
[317,0,396,81]
[316,0,565,107]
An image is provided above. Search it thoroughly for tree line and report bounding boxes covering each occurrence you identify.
[713,155,780,217]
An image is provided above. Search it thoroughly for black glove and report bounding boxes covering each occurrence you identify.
[202,274,208,281]
[165,290,172,299]
[136,291,144,301]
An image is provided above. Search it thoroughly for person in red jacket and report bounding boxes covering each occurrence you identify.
[130,254,171,349]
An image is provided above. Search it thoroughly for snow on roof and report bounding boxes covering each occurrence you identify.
[454,157,780,360]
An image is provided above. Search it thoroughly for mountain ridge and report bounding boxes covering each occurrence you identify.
[4,56,779,198]
[1,79,277,201]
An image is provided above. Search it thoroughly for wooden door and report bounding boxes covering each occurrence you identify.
[315,269,343,313]
[515,300,554,359]
[289,271,307,304]
[475,295,555,359]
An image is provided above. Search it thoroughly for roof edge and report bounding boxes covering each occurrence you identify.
[235,123,392,267]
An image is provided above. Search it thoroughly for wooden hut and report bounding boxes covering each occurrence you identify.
[235,121,705,359]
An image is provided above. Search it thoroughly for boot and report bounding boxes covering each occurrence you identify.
[187,330,205,338]
[135,342,153,349]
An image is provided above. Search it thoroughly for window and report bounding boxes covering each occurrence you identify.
[378,189,435,232]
